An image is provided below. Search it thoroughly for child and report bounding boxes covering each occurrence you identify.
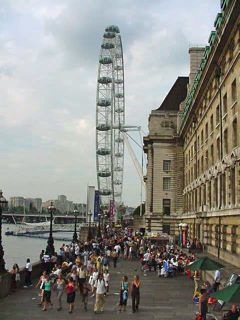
[119,275,129,312]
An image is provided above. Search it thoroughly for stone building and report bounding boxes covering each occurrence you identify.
[143,77,188,236]
[144,0,240,266]
[180,0,240,266]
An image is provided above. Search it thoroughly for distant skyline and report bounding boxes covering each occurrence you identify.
[0,0,219,206]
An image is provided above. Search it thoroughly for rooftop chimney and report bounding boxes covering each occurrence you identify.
[189,47,205,87]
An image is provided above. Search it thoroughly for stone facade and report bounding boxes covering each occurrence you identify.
[144,0,240,266]
[180,0,240,266]
[144,77,188,236]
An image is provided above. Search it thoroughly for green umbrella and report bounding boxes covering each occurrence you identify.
[187,256,224,271]
[210,284,240,303]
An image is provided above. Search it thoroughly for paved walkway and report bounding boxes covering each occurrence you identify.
[0,259,196,320]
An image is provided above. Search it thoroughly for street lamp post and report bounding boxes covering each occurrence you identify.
[46,201,56,256]
[72,206,79,243]
[0,190,8,273]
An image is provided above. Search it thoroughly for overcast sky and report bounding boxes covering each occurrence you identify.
[0,0,220,206]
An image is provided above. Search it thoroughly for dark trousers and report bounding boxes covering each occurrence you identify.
[25,271,32,286]
[113,257,117,268]
[131,291,140,312]
[82,295,88,310]
[213,281,220,292]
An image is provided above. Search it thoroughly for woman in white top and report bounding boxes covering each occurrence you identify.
[35,271,47,306]
[78,265,87,295]
[89,268,98,295]
[103,269,110,295]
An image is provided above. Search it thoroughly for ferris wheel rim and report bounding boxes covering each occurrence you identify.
[96,25,125,206]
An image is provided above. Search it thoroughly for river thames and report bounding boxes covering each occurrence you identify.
[2,224,72,269]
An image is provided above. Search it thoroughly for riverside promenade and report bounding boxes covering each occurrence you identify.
[0,259,195,320]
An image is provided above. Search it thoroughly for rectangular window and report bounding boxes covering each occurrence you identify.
[210,114,214,132]
[205,150,208,169]
[231,79,237,103]
[232,119,238,148]
[209,181,212,209]
[214,178,218,208]
[224,129,228,154]
[231,167,236,205]
[201,130,204,146]
[163,199,171,215]
[223,93,227,115]
[194,141,197,154]
[205,122,208,140]
[216,105,220,124]
[162,224,170,234]
[211,144,214,165]
[222,173,226,207]
[163,177,171,191]
[217,138,220,160]
[163,160,171,172]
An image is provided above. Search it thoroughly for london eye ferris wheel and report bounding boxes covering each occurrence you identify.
[96,25,125,209]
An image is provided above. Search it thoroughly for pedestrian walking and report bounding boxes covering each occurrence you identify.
[193,270,201,292]
[131,275,140,313]
[24,258,32,288]
[66,277,76,313]
[198,287,208,320]
[112,250,118,268]
[35,271,47,306]
[89,267,98,296]
[42,275,52,311]
[103,269,110,295]
[78,264,87,295]
[82,281,91,311]
[94,273,106,314]
[119,275,129,312]
[55,273,65,311]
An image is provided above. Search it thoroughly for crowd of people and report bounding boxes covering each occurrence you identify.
[33,227,143,314]
[9,228,239,319]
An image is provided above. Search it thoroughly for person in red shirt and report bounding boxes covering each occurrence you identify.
[65,277,76,313]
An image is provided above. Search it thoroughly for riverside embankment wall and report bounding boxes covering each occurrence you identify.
[0,261,42,298]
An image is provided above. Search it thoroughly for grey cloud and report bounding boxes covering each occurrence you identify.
[0,0,220,205]
[0,65,15,77]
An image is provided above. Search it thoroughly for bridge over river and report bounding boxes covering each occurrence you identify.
[3,212,86,225]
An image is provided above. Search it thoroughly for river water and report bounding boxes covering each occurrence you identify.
[2,224,72,270]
